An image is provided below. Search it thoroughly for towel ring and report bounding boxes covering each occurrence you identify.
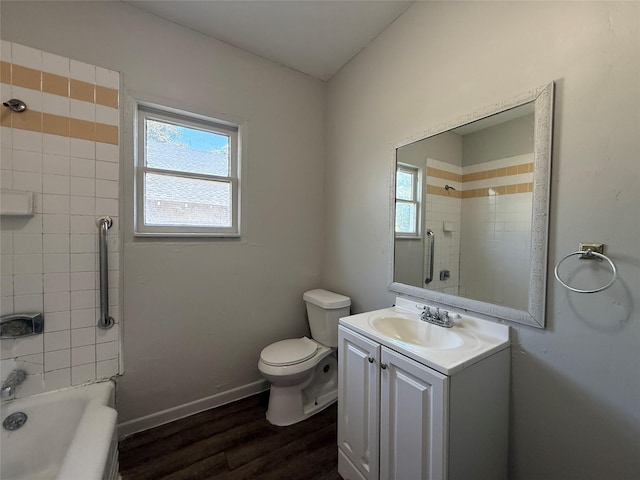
[554,249,617,294]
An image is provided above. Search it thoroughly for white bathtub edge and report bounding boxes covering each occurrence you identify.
[117,379,269,439]
[55,406,117,480]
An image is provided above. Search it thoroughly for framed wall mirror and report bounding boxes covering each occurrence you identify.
[390,82,554,328]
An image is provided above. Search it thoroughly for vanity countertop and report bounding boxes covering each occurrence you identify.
[339,297,510,375]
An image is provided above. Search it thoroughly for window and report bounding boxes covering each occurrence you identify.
[395,164,421,237]
[136,106,240,236]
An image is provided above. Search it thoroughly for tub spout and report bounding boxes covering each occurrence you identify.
[1,369,27,400]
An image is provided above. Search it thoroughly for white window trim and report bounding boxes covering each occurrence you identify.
[134,104,241,237]
[395,163,422,239]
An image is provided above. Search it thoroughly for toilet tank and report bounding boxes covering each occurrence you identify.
[303,289,351,347]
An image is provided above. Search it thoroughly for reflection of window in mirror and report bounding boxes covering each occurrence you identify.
[395,164,421,237]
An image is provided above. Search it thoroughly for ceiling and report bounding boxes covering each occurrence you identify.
[125,1,414,81]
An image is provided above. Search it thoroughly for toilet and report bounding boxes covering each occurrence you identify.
[258,289,351,426]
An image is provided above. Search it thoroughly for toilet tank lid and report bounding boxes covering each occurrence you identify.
[303,289,351,309]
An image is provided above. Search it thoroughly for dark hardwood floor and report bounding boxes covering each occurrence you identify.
[119,391,341,480]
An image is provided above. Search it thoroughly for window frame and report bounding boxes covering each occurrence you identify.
[395,163,422,239]
[135,105,240,237]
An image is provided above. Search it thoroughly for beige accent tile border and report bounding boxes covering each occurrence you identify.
[462,163,533,182]
[43,72,69,97]
[426,185,462,198]
[461,182,533,198]
[3,109,118,145]
[1,61,118,108]
[427,167,462,182]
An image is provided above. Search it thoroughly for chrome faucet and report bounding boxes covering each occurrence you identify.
[420,306,454,328]
[1,369,27,400]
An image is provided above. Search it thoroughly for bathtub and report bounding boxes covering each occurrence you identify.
[0,381,118,480]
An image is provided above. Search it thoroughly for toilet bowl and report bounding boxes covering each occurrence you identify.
[258,289,350,426]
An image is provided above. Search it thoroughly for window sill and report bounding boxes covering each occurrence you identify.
[395,235,422,240]
[134,231,241,239]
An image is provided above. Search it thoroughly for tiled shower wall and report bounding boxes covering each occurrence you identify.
[0,41,121,397]
[424,158,461,295]
[459,154,533,310]
[424,153,533,310]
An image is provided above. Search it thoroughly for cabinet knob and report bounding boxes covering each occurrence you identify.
[380,363,388,369]
[367,356,375,364]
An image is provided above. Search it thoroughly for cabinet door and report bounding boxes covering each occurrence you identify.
[379,347,448,480]
[338,326,380,480]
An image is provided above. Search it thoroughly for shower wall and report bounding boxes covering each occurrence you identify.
[458,154,533,310]
[0,41,121,396]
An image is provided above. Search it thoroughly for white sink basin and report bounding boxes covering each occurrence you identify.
[339,298,510,375]
[368,316,467,349]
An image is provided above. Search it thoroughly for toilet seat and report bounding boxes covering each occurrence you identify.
[260,337,318,366]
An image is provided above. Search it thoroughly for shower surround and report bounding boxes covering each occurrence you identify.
[0,41,121,395]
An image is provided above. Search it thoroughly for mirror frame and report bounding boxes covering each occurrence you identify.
[389,82,554,328]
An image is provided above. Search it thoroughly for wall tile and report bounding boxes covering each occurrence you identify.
[96,341,118,361]
[71,308,96,329]
[72,363,95,385]
[13,149,42,173]
[13,334,44,356]
[43,153,70,175]
[70,271,95,291]
[69,157,95,177]
[68,215,93,234]
[95,143,118,163]
[42,194,69,214]
[13,254,43,275]
[44,330,70,352]
[71,326,95,347]
[43,134,69,156]
[44,349,70,371]
[13,234,42,254]
[43,214,70,234]
[69,138,95,160]
[43,253,69,273]
[44,291,70,313]
[70,253,95,272]
[44,368,70,390]
[95,67,119,89]
[42,51,69,77]
[43,272,70,293]
[14,292,43,312]
[13,274,42,295]
[3,42,120,392]
[43,310,71,332]
[97,358,118,379]
[71,344,95,366]
[69,195,95,215]
[12,128,42,153]
[69,60,95,83]
[13,170,42,192]
[43,234,69,254]
[12,43,42,70]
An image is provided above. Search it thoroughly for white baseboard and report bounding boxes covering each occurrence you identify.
[117,379,269,439]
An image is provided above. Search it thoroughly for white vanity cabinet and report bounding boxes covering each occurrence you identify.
[337,324,509,480]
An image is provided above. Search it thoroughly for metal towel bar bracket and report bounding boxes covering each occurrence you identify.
[97,216,115,329]
[554,244,617,294]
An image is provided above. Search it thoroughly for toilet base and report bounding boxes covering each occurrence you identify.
[265,353,338,426]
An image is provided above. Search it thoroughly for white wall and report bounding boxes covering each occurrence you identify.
[1,1,326,426]
[325,2,639,479]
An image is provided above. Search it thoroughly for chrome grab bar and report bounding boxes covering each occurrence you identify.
[97,216,115,329]
[425,229,434,284]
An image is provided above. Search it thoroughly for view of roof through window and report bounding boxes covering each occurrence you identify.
[144,119,232,227]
